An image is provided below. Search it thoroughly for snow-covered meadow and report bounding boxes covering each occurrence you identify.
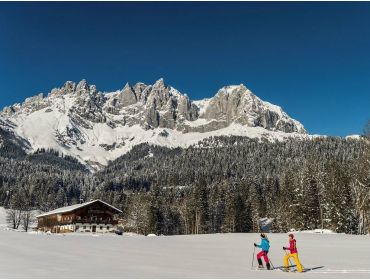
[0,208,369,278]
[0,229,369,278]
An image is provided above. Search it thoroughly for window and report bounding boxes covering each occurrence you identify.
[107,226,110,230]
[83,226,86,229]
[100,226,103,230]
[75,226,79,231]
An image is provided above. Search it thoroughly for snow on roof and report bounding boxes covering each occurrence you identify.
[36,199,122,218]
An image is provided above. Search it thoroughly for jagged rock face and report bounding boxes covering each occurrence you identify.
[0,78,307,168]
[49,81,76,97]
[2,93,49,117]
[71,91,106,127]
[203,85,306,134]
[0,77,306,134]
[108,83,137,110]
[178,95,198,122]
[102,78,199,129]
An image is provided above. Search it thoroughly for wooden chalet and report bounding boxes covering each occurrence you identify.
[36,199,122,233]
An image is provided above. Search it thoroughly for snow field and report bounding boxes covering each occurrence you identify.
[0,230,369,278]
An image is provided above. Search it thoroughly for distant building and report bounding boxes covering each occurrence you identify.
[36,199,122,233]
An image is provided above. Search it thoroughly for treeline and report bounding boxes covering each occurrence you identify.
[95,136,369,235]
[0,125,369,235]
[97,137,366,190]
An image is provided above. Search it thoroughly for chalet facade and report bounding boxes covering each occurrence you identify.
[36,199,122,233]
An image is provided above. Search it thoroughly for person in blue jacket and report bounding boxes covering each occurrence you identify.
[254,233,271,270]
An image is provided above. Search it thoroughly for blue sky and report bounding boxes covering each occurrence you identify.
[0,2,369,136]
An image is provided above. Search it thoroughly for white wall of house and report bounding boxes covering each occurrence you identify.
[59,224,73,231]
[72,223,115,233]
[58,223,115,233]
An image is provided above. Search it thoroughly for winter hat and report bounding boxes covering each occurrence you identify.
[288,233,294,238]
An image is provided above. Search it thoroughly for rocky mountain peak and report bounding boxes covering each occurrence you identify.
[122,82,131,90]
[216,84,252,96]
[119,82,137,106]
[75,79,90,96]
[202,84,306,134]
[63,81,77,93]
[152,78,165,88]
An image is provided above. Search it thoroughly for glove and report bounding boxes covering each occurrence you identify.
[254,243,257,247]
[283,247,287,250]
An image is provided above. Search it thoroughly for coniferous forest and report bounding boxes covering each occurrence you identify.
[0,125,369,235]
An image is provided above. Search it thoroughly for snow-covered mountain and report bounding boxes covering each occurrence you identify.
[0,78,307,169]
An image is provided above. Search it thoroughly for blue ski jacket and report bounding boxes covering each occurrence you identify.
[256,238,270,252]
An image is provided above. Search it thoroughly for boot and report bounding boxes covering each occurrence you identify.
[266,263,271,270]
[257,258,263,269]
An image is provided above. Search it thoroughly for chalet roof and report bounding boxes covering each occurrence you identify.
[36,199,122,218]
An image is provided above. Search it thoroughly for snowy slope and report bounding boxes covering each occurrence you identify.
[346,134,362,140]
[1,79,308,169]
[0,231,369,278]
[0,207,6,230]
[193,98,211,115]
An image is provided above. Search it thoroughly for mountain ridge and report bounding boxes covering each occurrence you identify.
[0,78,307,169]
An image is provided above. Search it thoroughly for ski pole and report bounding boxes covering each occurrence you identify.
[268,256,275,270]
[251,245,256,269]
